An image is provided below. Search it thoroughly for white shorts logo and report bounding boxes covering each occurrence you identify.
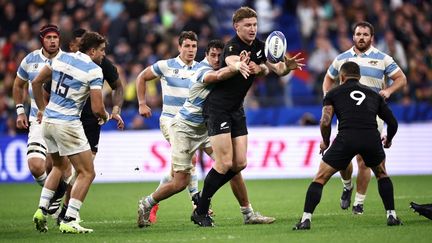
[220,122,229,130]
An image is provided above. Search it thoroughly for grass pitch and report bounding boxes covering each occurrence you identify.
[1,175,431,242]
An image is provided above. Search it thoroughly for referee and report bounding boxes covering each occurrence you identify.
[293,61,401,230]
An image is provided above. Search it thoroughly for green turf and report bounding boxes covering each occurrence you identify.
[1,175,431,242]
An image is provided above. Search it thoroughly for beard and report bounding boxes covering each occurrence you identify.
[354,40,372,52]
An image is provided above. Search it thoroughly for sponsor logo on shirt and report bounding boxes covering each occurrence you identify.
[220,122,229,130]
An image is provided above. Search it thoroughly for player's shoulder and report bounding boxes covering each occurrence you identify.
[335,48,355,61]
[367,46,388,60]
[22,49,44,64]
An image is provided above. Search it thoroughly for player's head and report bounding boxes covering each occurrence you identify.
[39,24,60,55]
[340,61,361,83]
[353,21,374,52]
[232,6,257,45]
[69,28,87,52]
[178,31,198,65]
[79,31,106,64]
[205,40,224,70]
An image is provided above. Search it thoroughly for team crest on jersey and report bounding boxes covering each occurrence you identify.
[229,46,233,52]
[368,60,378,66]
[174,69,179,74]
[33,63,38,69]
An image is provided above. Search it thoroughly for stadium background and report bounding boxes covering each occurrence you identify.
[0,0,431,183]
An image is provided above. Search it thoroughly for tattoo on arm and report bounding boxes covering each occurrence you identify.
[320,105,334,145]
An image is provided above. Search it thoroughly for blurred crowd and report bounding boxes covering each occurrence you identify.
[0,0,431,135]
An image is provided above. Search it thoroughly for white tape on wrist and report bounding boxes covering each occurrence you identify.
[234,61,241,71]
[16,104,25,115]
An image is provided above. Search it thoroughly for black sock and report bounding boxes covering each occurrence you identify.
[59,204,68,219]
[304,182,323,214]
[196,168,226,215]
[220,169,238,186]
[378,177,395,210]
[52,180,68,201]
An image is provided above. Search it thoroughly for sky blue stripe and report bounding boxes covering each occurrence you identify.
[58,54,99,73]
[163,95,186,107]
[167,58,185,69]
[52,72,84,91]
[329,65,338,76]
[161,112,175,118]
[336,52,354,61]
[50,92,79,109]
[30,107,38,117]
[17,66,29,80]
[179,109,204,124]
[385,62,398,76]
[45,108,80,121]
[25,53,44,64]
[367,52,385,60]
[189,96,207,107]
[360,66,384,79]
[166,76,191,88]
[90,77,103,87]
[152,62,162,76]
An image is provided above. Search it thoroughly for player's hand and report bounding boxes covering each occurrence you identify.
[248,61,262,75]
[139,103,152,118]
[111,113,125,130]
[36,111,44,124]
[239,50,250,63]
[379,89,391,99]
[284,52,305,71]
[382,135,392,148]
[16,114,29,129]
[319,140,329,155]
[98,111,110,125]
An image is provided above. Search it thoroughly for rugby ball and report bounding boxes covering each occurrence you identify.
[264,31,287,63]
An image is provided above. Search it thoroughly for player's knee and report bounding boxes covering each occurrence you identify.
[28,158,46,177]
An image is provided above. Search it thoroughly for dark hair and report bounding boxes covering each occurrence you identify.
[205,40,224,54]
[39,24,60,41]
[353,21,374,36]
[178,31,198,46]
[340,61,361,77]
[73,28,87,38]
[79,31,106,53]
[232,6,257,24]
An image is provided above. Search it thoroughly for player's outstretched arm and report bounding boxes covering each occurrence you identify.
[266,53,305,76]
[12,76,29,129]
[31,65,52,123]
[225,55,250,79]
[136,66,157,118]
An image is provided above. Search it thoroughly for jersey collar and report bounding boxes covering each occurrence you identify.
[38,48,63,62]
[349,45,377,57]
[175,56,197,69]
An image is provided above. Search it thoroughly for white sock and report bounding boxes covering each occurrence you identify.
[386,210,397,218]
[144,194,158,207]
[301,212,312,222]
[188,167,199,198]
[156,174,172,192]
[35,172,47,187]
[353,193,366,206]
[65,198,82,219]
[39,187,55,209]
[240,204,254,217]
[341,178,353,190]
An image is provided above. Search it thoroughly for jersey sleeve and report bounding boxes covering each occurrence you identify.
[326,57,340,79]
[224,42,241,57]
[197,66,213,83]
[322,90,334,106]
[89,67,104,89]
[101,57,119,90]
[16,57,29,81]
[383,54,400,78]
[150,60,164,77]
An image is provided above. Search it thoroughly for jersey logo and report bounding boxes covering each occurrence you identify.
[220,122,229,130]
[229,46,233,52]
[174,69,179,74]
[368,60,378,66]
[256,50,262,58]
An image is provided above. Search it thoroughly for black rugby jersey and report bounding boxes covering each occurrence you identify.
[323,79,397,141]
[205,35,267,111]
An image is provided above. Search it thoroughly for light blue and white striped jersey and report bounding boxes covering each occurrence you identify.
[16,48,63,122]
[151,56,199,118]
[177,59,214,126]
[327,46,400,92]
[44,51,103,124]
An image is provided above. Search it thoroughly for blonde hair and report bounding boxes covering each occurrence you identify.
[232,6,257,24]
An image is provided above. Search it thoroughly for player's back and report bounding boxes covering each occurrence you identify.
[44,52,103,124]
[324,79,383,132]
